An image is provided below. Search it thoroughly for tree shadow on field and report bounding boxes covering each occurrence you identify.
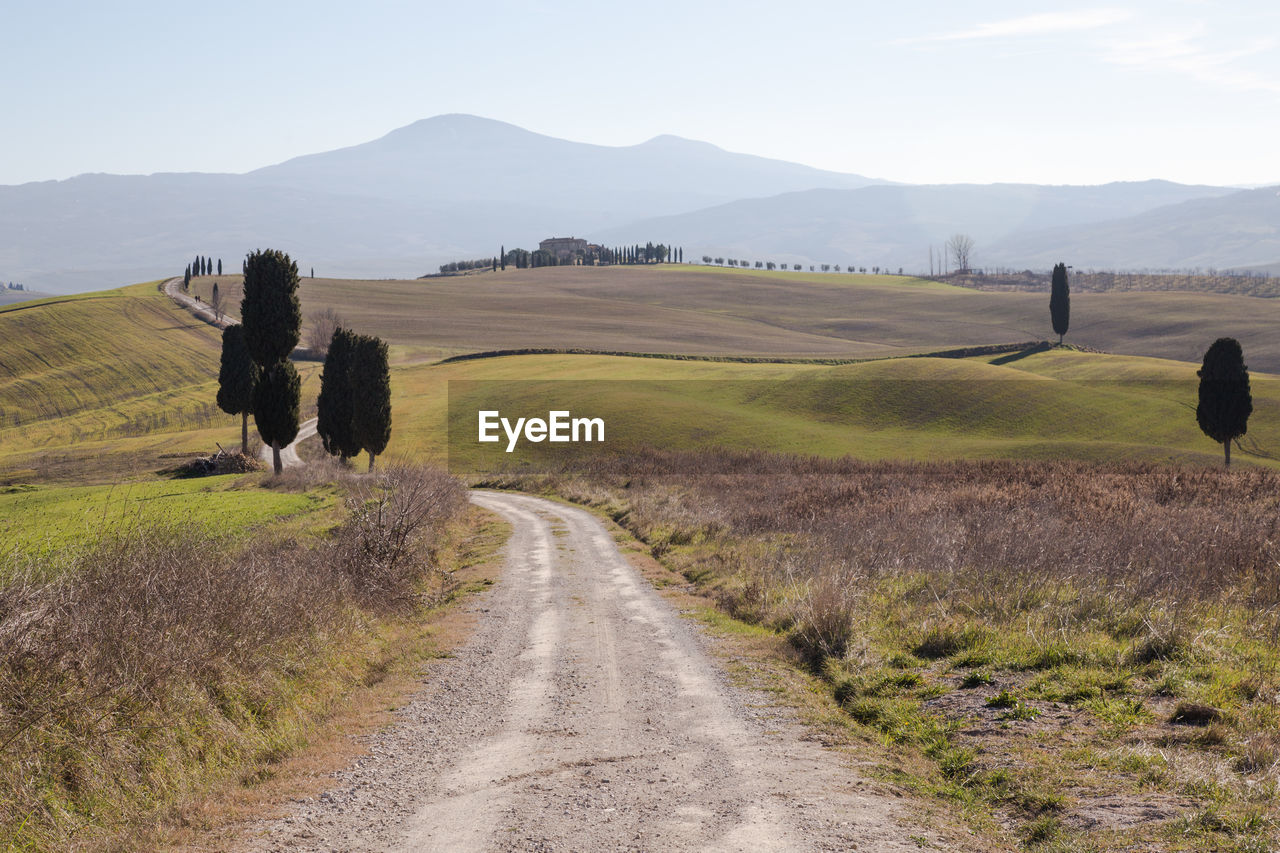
[989,341,1053,366]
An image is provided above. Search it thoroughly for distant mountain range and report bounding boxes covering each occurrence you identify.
[1,114,1276,293]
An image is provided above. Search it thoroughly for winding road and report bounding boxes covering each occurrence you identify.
[162,277,316,469]
[246,492,925,852]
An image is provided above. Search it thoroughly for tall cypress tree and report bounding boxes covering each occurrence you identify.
[217,258,222,275]
[253,360,301,467]
[501,245,506,271]
[1050,262,1070,344]
[241,249,301,364]
[316,327,360,460]
[240,249,302,473]
[352,334,392,471]
[216,324,259,453]
[1196,337,1252,466]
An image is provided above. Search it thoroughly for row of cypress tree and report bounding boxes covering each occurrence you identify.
[216,249,391,473]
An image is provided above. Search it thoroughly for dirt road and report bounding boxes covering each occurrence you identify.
[247,492,925,851]
[162,276,230,328]
[257,417,318,469]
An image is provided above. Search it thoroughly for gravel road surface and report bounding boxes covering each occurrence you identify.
[245,491,924,852]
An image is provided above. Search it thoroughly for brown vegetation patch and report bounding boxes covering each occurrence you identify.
[486,451,1280,849]
[0,465,466,851]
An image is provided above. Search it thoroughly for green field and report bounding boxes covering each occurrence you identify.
[408,349,1280,470]
[0,475,338,559]
[189,265,1280,373]
[3,267,1278,485]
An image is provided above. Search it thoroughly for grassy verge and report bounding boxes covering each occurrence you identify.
[485,453,1280,851]
[0,465,479,852]
[0,475,339,560]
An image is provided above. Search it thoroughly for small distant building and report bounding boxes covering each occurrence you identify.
[539,236,588,264]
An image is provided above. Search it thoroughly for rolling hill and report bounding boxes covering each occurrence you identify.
[0,282,320,482]
[6,266,1279,484]
[190,265,1280,374]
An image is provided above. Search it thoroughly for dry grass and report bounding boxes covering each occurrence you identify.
[0,465,465,851]
[491,452,1280,850]
[189,266,1280,372]
[950,270,1280,299]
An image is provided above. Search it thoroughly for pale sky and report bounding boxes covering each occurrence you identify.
[3,0,1277,187]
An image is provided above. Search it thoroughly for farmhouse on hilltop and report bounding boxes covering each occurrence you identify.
[539,236,590,264]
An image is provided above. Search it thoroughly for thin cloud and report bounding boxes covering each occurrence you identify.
[904,9,1132,44]
[1101,27,1280,95]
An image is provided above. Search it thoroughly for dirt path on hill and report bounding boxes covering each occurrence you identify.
[257,417,318,469]
[162,277,230,328]
[161,277,317,469]
[242,491,928,852]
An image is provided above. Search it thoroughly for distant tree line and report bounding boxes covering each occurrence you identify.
[434,242,686,273]
[698,256,907,276]
[4,282,24,291]
[182,254,223,291]
[608,243,681,265]
[438,258,498,274]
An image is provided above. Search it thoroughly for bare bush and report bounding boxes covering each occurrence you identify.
[334,464,468,608]
[0,464,465,847]
[306,308,347,358]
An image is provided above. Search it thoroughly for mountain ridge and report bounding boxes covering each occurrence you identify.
[0,114,1271,292]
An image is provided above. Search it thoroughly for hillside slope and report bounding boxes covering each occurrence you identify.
[191,265,1280,373]
[0,283,320,482]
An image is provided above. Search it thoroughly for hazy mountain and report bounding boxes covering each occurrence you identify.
[984,186,1280,271]
[598,182,1240,271]
[1,115,889,292]
[0,113,1262,292]
[246,114,887,227]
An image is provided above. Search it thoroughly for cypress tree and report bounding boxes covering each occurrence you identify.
[216,324,259,453]
[501,245,506,271]
[217,258,222,275]
[1196,337,1252,466]
[316,327,360,460]
[183,265,191,291]
[253,360,301,470]
[352,334,392,471]
[1050,262,1070,344]
[240,249,301,365]
[240,249,302,473]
